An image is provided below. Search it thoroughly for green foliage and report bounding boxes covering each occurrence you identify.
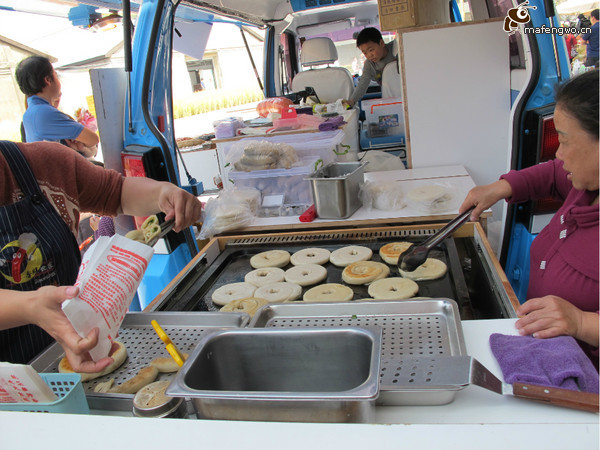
[173,87,264,118]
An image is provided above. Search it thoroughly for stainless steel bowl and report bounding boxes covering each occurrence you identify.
[166,327,381,423]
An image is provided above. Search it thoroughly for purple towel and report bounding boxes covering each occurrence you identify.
[318,116,346,131]
[93,216,115,240]
[489,333,599,393]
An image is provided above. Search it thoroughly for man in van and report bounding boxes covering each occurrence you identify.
[343,27,396,108]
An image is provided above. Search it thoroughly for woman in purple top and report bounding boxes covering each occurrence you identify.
[460,70,599,367]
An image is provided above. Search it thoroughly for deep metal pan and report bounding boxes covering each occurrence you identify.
[249,299,467,406]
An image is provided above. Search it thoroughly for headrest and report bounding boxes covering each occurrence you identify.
[300,37,338,66]
[390,38,398,57]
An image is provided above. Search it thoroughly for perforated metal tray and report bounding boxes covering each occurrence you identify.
[249,299,467,405]
[30,312,249,411]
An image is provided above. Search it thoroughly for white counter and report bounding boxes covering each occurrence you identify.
[239,165,490,232]
[2,319,597,450]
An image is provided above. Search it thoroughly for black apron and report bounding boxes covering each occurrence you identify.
[0,141,81,363]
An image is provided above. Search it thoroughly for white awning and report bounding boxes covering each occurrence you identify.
[556,0,599,14]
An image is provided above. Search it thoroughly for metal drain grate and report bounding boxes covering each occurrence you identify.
[227,228,438,246]
[83,325,213,393]
[30,312,248,402]
[265,313,454,385]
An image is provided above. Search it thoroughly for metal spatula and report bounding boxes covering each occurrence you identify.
[398,207,474,272]
[380,356,599,413]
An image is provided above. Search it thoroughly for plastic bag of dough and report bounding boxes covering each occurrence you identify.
[406,182,459,214]
[220,187,261,214]
[198,196,254,239]
[273,143,299,169]
[359,150,405,172]
[359,181,406,211]
[232,140,282,172]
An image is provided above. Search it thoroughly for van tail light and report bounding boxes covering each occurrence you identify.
[121,153,147,177]
[535,114,562,213]
[539,116,559,162]
[121,152,149,229]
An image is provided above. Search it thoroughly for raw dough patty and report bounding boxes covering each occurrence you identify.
[250,250,291,269]
[220,297,269,317]
[254,282,303,303]
[211,282,257,306]
[290,248,331,266]
[367,277,419,300]
[303,283,354,302]
[245,267,285,287]
[399,258,447,281]
[329,245,373,267]
[284,264,328,286]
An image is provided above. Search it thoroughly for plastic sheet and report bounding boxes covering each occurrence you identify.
[359,180,406,211]
[199,195,254,239]
[406,182,459,214]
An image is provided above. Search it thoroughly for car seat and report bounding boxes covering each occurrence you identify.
[291,37,355,104]
[381,39,403,99]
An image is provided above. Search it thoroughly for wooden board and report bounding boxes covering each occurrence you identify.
[398,19,510,242]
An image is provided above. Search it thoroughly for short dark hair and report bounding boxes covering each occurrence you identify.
[15,56,54,96]
[591,9,599,20]
[555,69,599,140]
[356,27,383,47]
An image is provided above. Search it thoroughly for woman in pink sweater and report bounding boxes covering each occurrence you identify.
[460,70,599,366]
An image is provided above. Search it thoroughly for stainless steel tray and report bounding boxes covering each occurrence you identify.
[30,312,249,412]
[249,299,467,406]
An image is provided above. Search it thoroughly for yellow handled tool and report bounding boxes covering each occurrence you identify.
[151,319,185,367]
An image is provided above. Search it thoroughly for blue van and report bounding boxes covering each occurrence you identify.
[73,0,572,306]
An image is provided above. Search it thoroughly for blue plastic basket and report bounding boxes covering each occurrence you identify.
[0,373,89,414]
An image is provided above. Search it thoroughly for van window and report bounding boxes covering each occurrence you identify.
[280,32,299,95]
[485,0,526,69]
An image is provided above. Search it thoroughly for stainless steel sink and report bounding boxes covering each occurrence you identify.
[166,327,380,423]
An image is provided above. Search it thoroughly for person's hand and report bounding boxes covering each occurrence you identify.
[516,295,588,341]
[28,286,115,373]
[64,139,86,153]
[64,140,98,158]
[459,179,512,221]
[89,215,100,232]
[157,184,202,232]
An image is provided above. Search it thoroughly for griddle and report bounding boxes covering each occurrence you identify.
[160,234,474,319]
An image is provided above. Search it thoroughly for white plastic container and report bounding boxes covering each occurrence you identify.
[228,157,321,206]
[361,97,405,137]
[221,130,343,167]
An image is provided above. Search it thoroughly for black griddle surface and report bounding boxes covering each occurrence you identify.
[167,238,473,318]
